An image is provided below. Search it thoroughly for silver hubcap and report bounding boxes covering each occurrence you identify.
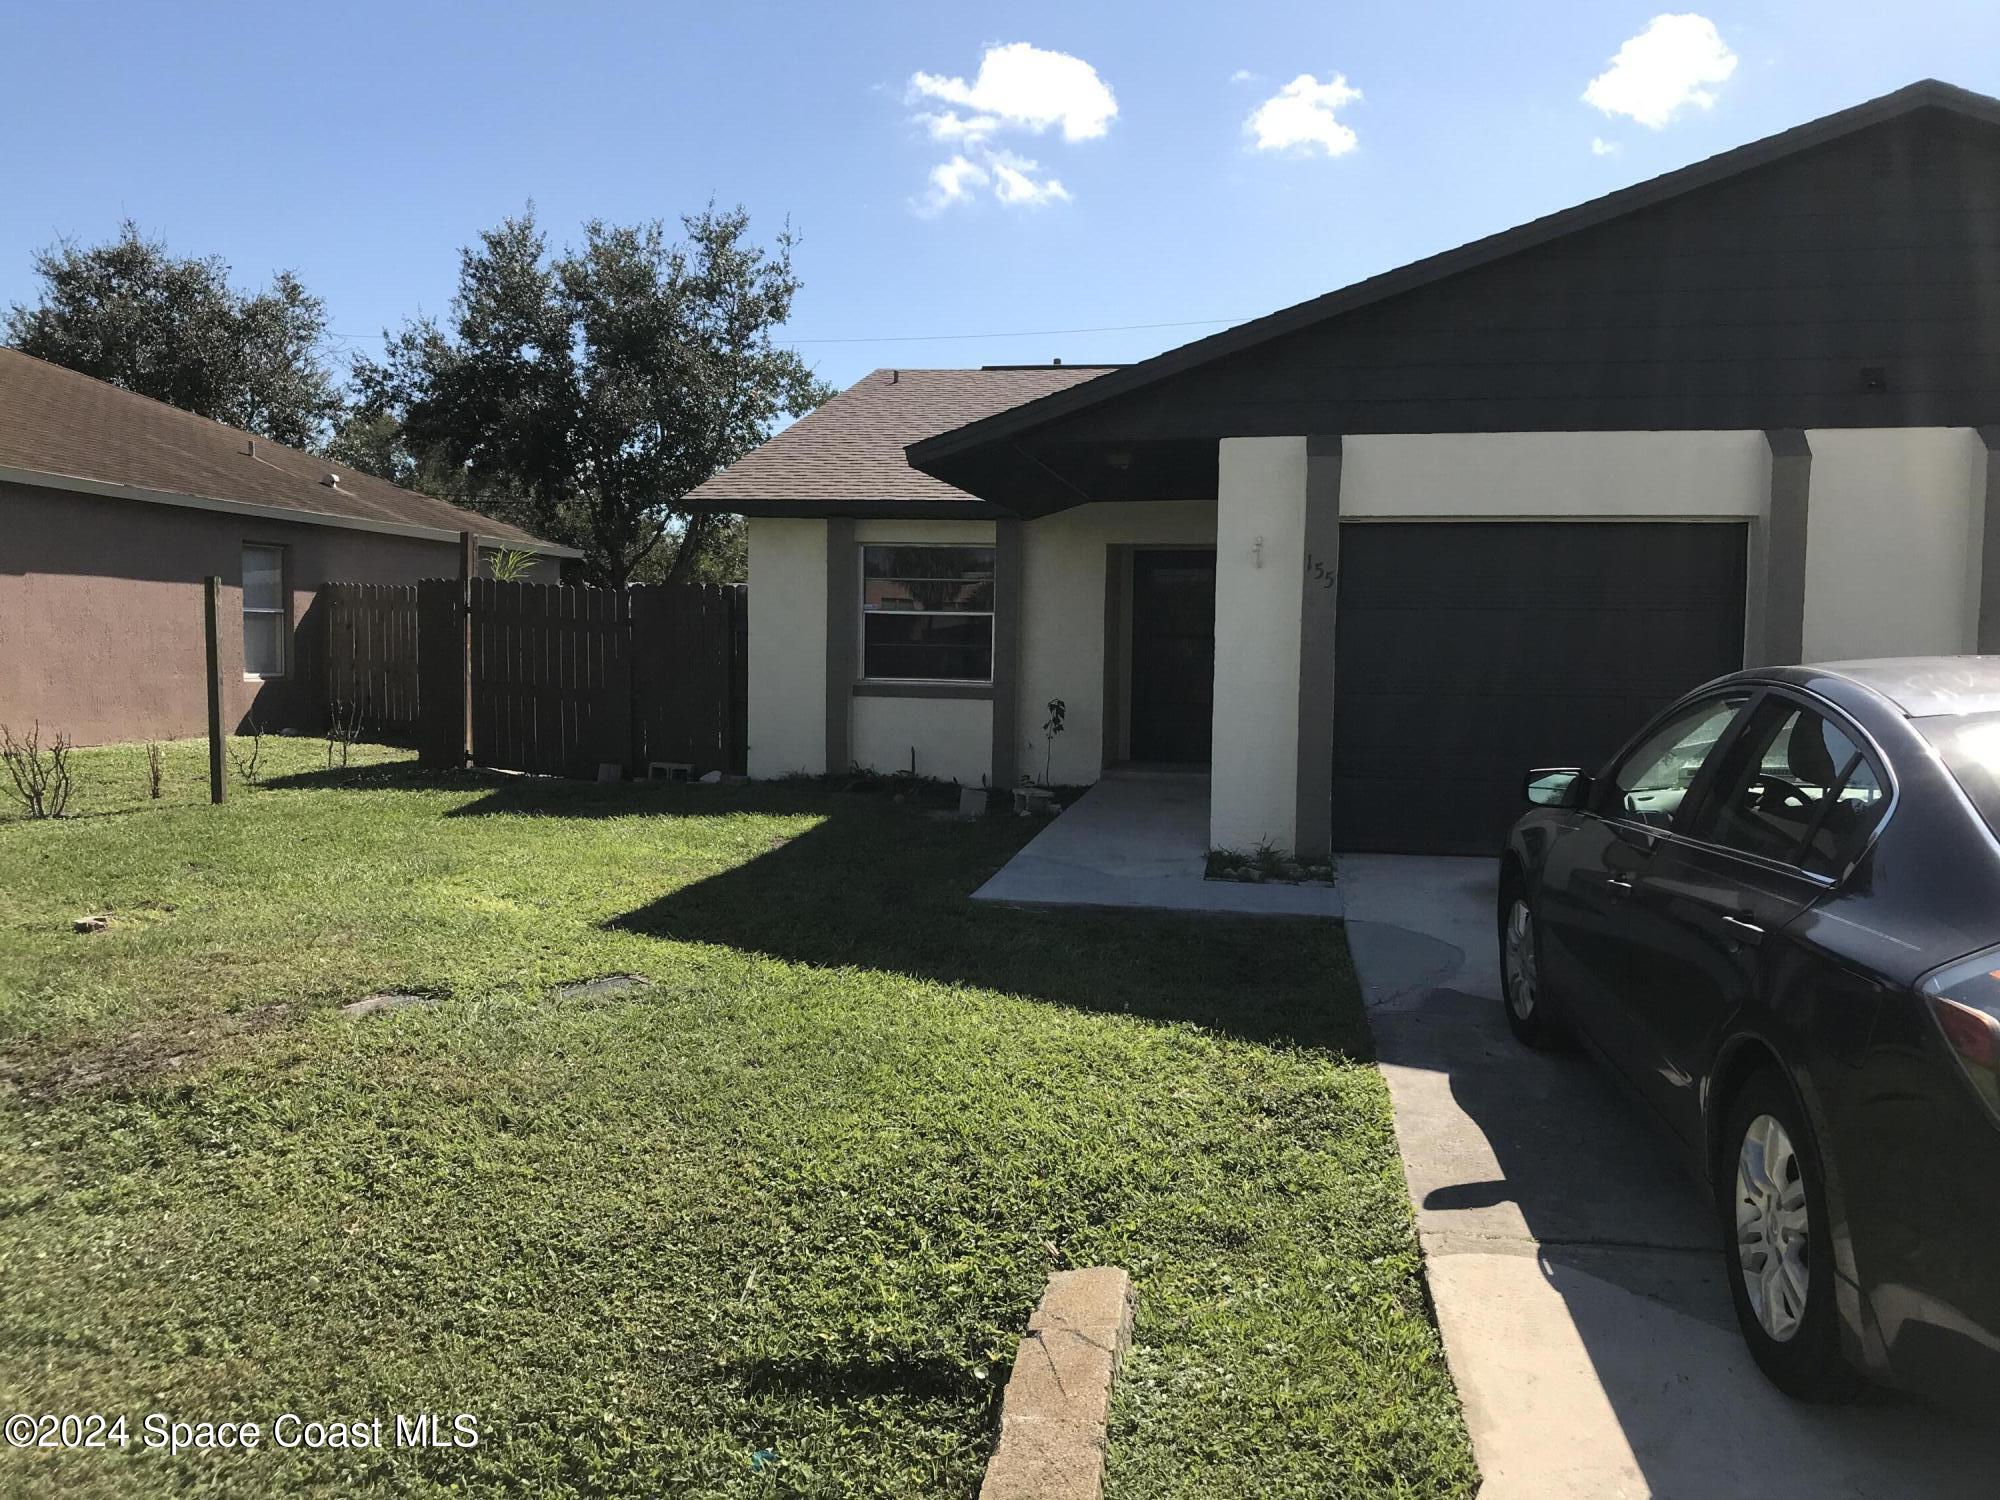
[1734,1113,1811,1342]
[1503,899,1537,1022]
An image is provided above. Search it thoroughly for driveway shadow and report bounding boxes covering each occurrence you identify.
[1344,855,1990,1497]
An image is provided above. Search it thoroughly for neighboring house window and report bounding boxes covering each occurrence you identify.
[861,544,994,681]
[241,544,288,678]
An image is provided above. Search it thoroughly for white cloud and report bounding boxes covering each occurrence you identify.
[1583,14,1738,129]
[1246,72,1363,156]
[1229,69,1258,84]
[905,42,1114,210]
[910,42,1117,142]
[987,150,1070,206]
[1591,136,1620,156]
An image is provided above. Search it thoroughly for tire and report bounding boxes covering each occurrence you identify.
[1498,888,1565,1049]
[1717,1068,1865,1402]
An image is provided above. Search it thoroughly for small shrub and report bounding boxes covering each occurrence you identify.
[485,547,539,582]
[145,741,164,800]
[326,700,363,772]
[1,722,77,819]
[228,721,265,788]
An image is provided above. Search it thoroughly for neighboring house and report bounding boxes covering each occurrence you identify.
[0,348,576,746]
[693,78,2000,858]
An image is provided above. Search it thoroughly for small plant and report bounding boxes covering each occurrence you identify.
[145,741,164,800]
[485,547,539,582]
[326,700,364,772]
[1040,698,1067,787]
[1,722,77,819]
[228,720,266,788]
[1205,842,1337,886]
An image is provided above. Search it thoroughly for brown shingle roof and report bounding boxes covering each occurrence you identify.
[685,365,1110,511]
[0,347,570,552]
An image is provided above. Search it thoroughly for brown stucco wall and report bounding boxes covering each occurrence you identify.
[0,480,549,746]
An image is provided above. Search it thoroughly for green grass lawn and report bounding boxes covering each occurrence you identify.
[0,738,1473,1498]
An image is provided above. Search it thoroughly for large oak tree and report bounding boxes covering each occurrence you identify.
[5,221,343,449]
[353,206,832,585]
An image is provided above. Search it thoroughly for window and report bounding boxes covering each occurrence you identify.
[1607,694,1749,829]
[861,544,994,681]
[1687,699,1887,876]
[242,544,287,678]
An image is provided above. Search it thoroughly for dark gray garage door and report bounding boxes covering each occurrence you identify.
[1332,521,1747,855]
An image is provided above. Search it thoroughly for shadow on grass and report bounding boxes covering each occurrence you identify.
[259,763,967,822]
[607,798,1361,1053]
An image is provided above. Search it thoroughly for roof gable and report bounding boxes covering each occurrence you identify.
[909,79,2000,505]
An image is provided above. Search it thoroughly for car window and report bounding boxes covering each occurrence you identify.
[1687,700,1887,876]
[1607,695,1750,829]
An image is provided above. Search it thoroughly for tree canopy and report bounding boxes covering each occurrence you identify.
[352,206,833,585]
[5,221,343,449]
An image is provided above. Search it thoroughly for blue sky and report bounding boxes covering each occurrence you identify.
[5,2,2000,396]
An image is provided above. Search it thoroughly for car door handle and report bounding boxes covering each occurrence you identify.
[1605,877,1636,894]
[1721,915,1764,943]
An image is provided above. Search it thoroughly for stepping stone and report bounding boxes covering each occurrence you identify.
[554,974,652,1002]
[340,992,436,1019]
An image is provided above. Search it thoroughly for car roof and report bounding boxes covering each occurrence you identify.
[1770,658,2000,718]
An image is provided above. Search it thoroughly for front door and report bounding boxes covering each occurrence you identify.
[1129,549,1215,765]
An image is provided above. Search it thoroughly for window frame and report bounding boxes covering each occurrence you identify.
[1674,686,1898,885]
[1591,689,1756,838]
[240,541,291,681]
[856,542,996,686]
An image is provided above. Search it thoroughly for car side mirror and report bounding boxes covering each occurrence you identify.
[1523,768,1590,808]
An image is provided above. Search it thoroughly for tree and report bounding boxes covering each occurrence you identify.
[352,205,833,585]
[5,221,343,449]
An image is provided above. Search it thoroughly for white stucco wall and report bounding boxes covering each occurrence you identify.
[746,518,828,777]
[1017,500,1217,785]
[1801,428,1985,661]
[851,694,993,785]
[1340,430,1772,518]
[1211,437,1308,853]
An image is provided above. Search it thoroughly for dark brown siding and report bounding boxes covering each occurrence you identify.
[979,108,2000,497]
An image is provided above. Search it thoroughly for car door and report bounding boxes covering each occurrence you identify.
[1537,691,1754,1073]
[1617,694,1891,1148]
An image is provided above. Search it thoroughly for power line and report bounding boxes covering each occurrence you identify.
[779,314,1257,346]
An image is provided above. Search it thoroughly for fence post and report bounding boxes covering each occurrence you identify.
[458,531,476,767]
[203,576,226,804]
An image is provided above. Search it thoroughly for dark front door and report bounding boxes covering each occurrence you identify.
[1129,549,1215,764]
[1332,520,1748,854]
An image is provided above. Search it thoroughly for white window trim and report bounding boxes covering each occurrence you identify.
[241,542,289,681]
[857,542,996,686]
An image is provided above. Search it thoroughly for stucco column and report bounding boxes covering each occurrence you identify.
[1210,436,1308,855]
[1295,438,1341,860]
[1978,428,2000,653]
[990,517,1022,789]
[1753,430,1811,666]
[824,517,856,773]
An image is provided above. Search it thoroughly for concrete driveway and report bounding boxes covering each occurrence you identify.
[1342,853,1988,1499]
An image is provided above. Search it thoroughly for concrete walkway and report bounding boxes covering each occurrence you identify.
[1342,853,1987,1500]
[971,771,1339,917]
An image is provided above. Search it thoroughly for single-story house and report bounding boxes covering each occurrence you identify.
[0,348,575,746]
[690,78,2000,857]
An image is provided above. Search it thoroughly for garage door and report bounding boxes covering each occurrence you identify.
[1331,521,1747,855]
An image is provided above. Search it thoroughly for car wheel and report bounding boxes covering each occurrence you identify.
[1499,892,1563,1048]
[1718,1068,1864,1402]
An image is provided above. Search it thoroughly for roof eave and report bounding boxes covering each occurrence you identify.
[0,463,582,558]
[683,495,1016,520]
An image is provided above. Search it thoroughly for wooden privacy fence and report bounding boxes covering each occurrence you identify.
[320,583,421,734]
[413,577,745,780]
